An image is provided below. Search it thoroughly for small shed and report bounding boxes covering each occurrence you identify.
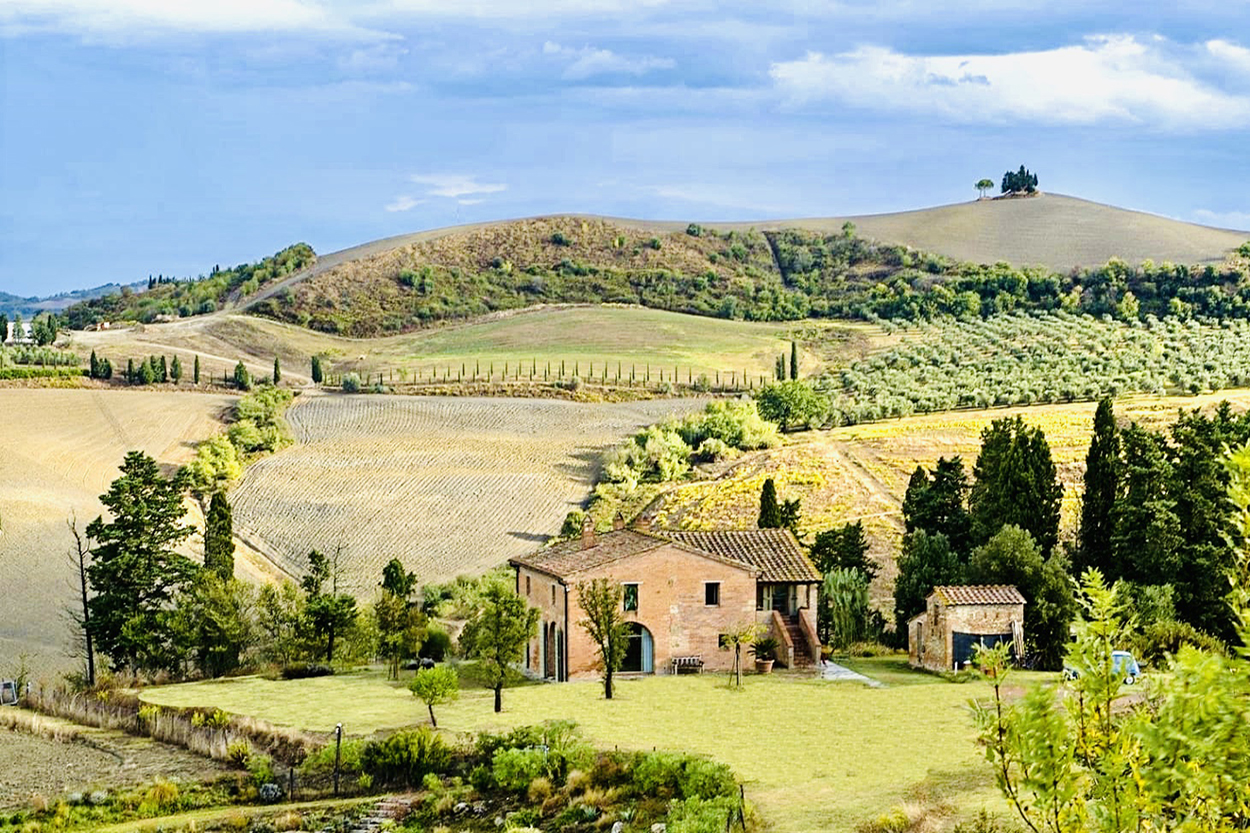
[908,585,1025,673]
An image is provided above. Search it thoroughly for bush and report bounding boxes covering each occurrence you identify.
[247,753,277,788]
[419,625,451,661]
[550,232,571,246]
[362,727,451,788]
[492,747,548,792]
[665,796,740,833]
[300,739,364,778]
[632,752,736,800]
[280,662,333,679]
[686,223,703,237]
[1130,619,1226,667]
[341,373,361,393]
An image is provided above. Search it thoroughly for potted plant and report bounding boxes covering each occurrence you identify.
[750,636,779,674]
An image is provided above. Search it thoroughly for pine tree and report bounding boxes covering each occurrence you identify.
[893,530,964,635]
[969,417,1062,553]
[273,356,281,384]
[311,355,323,384]
[86,452,196,672]
[170,355,182,383]
[1075,398,1119,577]
[1111,425,1181,587]
[193,354,201,385]
[758,478,782,528]
[203,492,234,581]
[902,457,972,555]
[99,358,112,380]
[790,341,798,380]
[810,521,875,579]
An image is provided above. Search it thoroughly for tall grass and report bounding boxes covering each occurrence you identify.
[25,685,324,765]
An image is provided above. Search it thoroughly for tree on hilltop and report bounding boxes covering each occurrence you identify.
[1001,165,1039,194]
[975,178,994,198]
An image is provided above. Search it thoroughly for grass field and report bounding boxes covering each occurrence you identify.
[0,389,240,678]
[656,389,1250,605]
[142,660,1054,832]
[69,307,868,387]
[230,393,702,588]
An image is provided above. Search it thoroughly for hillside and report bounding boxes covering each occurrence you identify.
[245,202,1250,338]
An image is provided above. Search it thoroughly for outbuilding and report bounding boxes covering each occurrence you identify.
[908,585,1025,673]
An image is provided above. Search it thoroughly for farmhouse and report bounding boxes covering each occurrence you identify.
[907,585,1025,673]
[509,521,821,680]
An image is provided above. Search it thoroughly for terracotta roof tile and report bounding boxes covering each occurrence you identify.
[931,585,1026,606]
[663,529,821,583]
[509,529,759,579]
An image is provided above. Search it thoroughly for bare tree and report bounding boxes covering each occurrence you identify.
[66,513,95,687]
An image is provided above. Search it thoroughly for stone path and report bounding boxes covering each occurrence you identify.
[819,660,883,687]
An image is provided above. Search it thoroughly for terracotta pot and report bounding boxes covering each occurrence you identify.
[754,659,774,674]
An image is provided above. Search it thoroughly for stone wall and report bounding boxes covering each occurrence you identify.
[909,599,1023,673]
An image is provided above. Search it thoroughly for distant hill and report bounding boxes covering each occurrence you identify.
[0,281,145,318]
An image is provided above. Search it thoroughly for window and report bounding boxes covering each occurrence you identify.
[551,584,557,605]
[755,585,764,611]
[525,576,531,596]
[705,582,720,606]
[718,634,730,650]
[623,583,639,612]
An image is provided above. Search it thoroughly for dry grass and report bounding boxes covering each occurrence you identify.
[230,393,702,587]
[0,388,239,679]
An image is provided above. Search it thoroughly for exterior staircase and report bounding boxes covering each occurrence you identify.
[784,615,815,668]
[337,795,415,833]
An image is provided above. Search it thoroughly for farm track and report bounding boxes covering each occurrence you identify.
[230,394,701,589]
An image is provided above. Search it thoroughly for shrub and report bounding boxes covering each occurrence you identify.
[247,753,277,788]
[362,727,451,788]
[341,373,361,393]
[226,740,253,768]
[492,747,548,791]
[1130,619,1225,666]
[281,662,333,679]
[550,232,571,246]
[686,223,703,237]
[665,795,740,833]
[693,438,731,463]
[526,776,553,804]
[633,752,735,800]
[420,625,451,661]
[143,779,180,811]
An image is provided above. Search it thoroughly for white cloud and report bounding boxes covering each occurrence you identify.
[769,35,1250,130]
[385,195,424,212]
[339,43,408,73]
[457,198,485,205]
[1193,208,1250,230]
[0,0,388,39]
[409,174,506,199]
[1206,39,1250,79]
[542,41,675,80]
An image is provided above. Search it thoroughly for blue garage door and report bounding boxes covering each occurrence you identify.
[952,632,1013,668]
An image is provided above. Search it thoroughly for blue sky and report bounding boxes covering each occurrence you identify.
[4,1,1250,297]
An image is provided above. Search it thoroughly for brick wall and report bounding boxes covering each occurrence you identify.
[910,599,1024,672]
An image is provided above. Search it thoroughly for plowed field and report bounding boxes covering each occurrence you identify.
[230,394,698,589]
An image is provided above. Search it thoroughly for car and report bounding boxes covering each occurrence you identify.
[1063,650,1141,684]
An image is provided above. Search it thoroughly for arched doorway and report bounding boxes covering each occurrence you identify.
[544,622,557,679]
[621,622,654,673]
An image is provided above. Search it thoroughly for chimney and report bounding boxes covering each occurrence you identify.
[581,515,596,549]
[631,514,651,532]
[613,513,625,531]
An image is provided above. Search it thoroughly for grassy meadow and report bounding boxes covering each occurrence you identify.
[142,660,1055,832]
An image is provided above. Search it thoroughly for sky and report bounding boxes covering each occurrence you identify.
[3,1,1250,297]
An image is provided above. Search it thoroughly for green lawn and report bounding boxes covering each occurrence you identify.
[142,665,1025,832]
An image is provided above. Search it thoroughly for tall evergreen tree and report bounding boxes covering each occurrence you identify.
[969,417,1062,553]
[86,452,196,672]
[138,358,156,385]
[902,457,972,555]
[126,358,135,384]
[311,355,323,384]
[758,478,782,528]
[203,491,234,581]
[1111,425,1181,587]
[893,530,964,636]
[1075,398,1119,577]
[170,355,182,383]
[89,350,100,379]
[233,361,251,391]
[193,354,201,385]
[159,355,169,383]
[789,341,799,380]
[810,521,875,579]
[273,356,281,384]
[0,313,8,344]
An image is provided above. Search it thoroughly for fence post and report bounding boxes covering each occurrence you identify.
[333,722,343,797]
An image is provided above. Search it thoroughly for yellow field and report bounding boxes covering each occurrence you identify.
[0,389,241,678]
[657,390,1250,602]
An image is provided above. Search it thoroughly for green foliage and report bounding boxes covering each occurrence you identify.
[361,727,451,788]
[233,360,251,391]
[1000,165,1038,194]
[193,354,200,385]
[272,356,281,384]
[301,549,359,662]
[755,380,828,430]
[170,354,182,382]
[969,416,1062,553]
[311,354,323,384]
[172,573,255,678]
[902,457,972,555]
[576,578,632,699]
[823,568,871,651]
[203,491,234,580]
[467,583,540,712]
[300,738,364,778]
[757,478,781,529]
[0,344,80,369]
[893,530,964,636]
[65,243,315,328]
[810,521,875,579]
[408,666,459,727]
[1074,399,1118,578]
[967,525,1075,670]
[341,372,361,393]
[665,796,741,833]
[86,452,196,673]
[491,746,548,791]
[257,580,305,666]
[632,752,737,800]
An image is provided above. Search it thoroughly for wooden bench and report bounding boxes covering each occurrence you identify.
[671,656,704,675]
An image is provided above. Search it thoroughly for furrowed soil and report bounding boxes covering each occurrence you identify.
[0,389,238,680]
[0,722,229,808]
[230,393,701,589]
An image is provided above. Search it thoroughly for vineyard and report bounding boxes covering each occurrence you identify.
[0,389,238,678]
[823,312,1250,422]
[228,393,700,589]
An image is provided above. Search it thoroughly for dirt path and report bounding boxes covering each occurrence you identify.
[827,441,904,531]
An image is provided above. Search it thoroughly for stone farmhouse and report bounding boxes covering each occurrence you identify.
[509,521,821,680]
[907,585,1025,673]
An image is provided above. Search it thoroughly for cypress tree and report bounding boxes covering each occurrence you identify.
[902,457,971,555]
[311,355,323,384]
[159,355,168,383]
[203,492,235,581]
[139,358,156,385]
[790,341,798,380]
[127,358,135,384]
[273,356,281,384]
[758,478,782,528]
[969,416,1062,553]
[233,361,251,391]
[90,350,100,379]
[1075,398,1119,578]
[193,354,200,385]
[1110,425,1180,587]
[170,355,182,383]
